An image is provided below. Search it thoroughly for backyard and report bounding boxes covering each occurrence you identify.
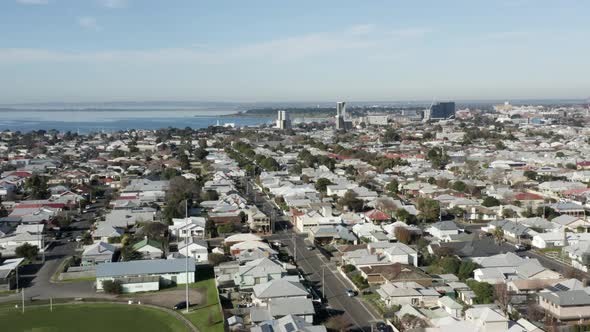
[0,303,190,332]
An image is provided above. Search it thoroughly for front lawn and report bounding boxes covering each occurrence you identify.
[0,303,189,332]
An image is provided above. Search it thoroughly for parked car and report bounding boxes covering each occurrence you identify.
[273,241,282,247]
[173,301,189,310]
[306,245,315,251]
[375,322,393,332]
[514,243,527,251]
[346,289,356,297]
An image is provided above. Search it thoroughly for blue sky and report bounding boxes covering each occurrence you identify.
[1,0,589,103]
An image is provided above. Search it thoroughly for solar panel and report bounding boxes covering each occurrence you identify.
[553,283,570,291]
[285,322,296,332]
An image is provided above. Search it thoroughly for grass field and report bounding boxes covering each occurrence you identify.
[0,303,190,332]
[183,267,225,332]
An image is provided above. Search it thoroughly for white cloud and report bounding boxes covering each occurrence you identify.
[77,16,102,31]
[0,24,430,64]
[98,0,127,9]
[16,0,49,5]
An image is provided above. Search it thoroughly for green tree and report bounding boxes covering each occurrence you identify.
[161,167,180,180]
[15,243,39,261]
[523,170,537,181]
[426,147,450,169]
[416,198,440,223]
[386,179,399,195]
[179,152,190,170]
[383,128,401,142]
[201,190,219,201]
[482,196,501,207]
[208,253,229,266]
[315,178,333,193]
[25,174,49,199]
[102,280,123,294]
[217,223,236,234]
[452,181,466,192]
[466,280,495,304]
[457,261,479,280]
[493,227,505,244]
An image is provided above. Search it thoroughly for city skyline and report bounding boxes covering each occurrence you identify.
[2,0,590,103]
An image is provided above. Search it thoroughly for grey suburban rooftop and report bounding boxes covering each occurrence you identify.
[96,258,195,278]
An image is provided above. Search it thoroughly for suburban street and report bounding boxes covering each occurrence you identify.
[267,231,381,332]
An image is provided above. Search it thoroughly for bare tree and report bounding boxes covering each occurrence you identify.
[325,315,351,332]
[527,302,544,322]
[494,283,511,314]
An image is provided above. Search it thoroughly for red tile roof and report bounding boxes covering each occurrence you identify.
[364,209,390,221]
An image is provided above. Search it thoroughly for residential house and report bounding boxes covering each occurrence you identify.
[82,242,117,266]
[132,238,164,259]
[233,257,287,290]
[376,281,440,307]
[538,289,590,321]
[177,239,208,263]
[426,220,460,240]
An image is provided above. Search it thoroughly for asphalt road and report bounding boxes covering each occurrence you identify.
[268,231,381,332]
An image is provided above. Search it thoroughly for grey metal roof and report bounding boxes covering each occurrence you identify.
[96,258,195,278]
[539,290,590,306]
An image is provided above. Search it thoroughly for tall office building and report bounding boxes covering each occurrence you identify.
[276,110,291,129]
[335,101,352,130]
[425,102,456,121]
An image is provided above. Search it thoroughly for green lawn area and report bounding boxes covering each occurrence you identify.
[182,267,224,332]
[0,303,190,332]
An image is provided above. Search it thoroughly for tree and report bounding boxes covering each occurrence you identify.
[102,280,123,294]
[205,219,217,238]
[495,141,506,150]
[385,179,399,195]
[416,198,440,223]
[208,253,229,266]
[394,227,412,244]
[502,208,517,218]
[338,190,364,212]
[325,315,352,332]
[523,170,537,181]
[161,167,180,180]
[179,152,190,170]
[15,243,39,261]
[482,196,501,207]
[162,176,201,222]
[201,190,219,201]
[452,181,466,192]
[466,280,494,304]
[426,147,450,169]
[457,260,478,281]
[25,174,49,199]
[217,223,236,234]
[492,227,504,244]
[383,128,400,142]
[121,245,142,261]
[315,178,333,193]
[494,283,511,314]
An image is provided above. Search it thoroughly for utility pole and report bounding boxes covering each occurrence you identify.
[50,297,53,312]
[322,266,325,300]
[293,232,297,263]
[185,199,190,313]
[21,288,24,314]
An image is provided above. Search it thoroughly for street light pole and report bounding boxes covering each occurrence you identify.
[185,199,190,313]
